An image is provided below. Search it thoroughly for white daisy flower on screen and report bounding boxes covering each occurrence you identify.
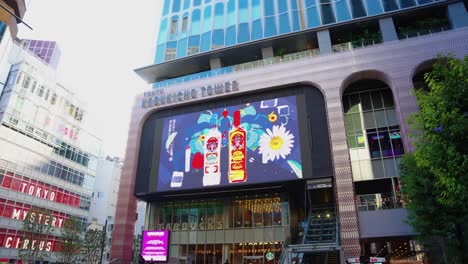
[258,125,294,162]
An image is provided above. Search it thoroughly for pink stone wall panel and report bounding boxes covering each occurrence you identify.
[111,29,468,262]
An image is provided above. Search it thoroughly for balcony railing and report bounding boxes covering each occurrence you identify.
[332,39,383,53]
[357,193,403,211]
[233,48,320,71]
[397,25,452,40]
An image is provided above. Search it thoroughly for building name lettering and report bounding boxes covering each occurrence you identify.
[11,208,65,228]
[142,80,240,108]
[156,218,223,231]
[20,182,56,201]
[4,237,52,251]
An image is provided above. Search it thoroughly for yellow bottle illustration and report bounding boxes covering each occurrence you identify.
[228,110,247,183]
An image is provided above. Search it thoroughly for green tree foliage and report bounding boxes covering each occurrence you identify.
[18,206,55,264]
[82,228,105,264]
[400,56,468,263]
[132,234,142,264]
[57,215,84,264]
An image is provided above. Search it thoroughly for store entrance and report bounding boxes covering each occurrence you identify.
[242,255,264,264]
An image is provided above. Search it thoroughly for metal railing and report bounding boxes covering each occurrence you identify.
[332,39,382,53]
[357,193,404,211]
[232,49,320,71]
[397,25,452,40]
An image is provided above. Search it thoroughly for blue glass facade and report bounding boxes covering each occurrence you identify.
[154,0,443,63]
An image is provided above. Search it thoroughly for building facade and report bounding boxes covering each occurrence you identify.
[111,0,468,263]
[0,40,101,263]
[89,156,123,264]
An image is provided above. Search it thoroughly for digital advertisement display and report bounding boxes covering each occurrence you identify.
[157,95,303,192]
[141,230,169,262]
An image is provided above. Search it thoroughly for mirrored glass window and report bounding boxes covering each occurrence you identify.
[335,0,352,21]
[202,6,212,33]
[350,0,367,18]
[278,0,291,34]
[212,30,224,49]
[163,0,171,16]
[290,0,301,31]
[305,0,321,27]
[365,0,384,15]
[165,41,177,61]
[193,0,201,6]
[177,37,188,58]
[213,3,224,29]
[154,44,166,63]
[264,0,277,37]
[183,0,190,9]
[251,19,263,40]
[190,9,201,35]
[172,0,181,13]
[157,19,168,44]
[320,0,336,24]
[201,32,212,52]
[225,25,237,46]
[382,0,399,11]
[187,35,200,55]
[399,0,416,8]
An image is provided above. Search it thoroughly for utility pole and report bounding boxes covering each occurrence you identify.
[99,219,108,264]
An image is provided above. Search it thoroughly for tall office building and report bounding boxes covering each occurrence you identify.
[112,0,468,263]
[0,40,101,263]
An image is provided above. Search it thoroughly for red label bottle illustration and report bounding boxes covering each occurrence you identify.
[228,110,247,183]
[203,114,221,186]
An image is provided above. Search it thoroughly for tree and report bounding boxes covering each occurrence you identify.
[18,206,55,264]
[82,228,105,264]
[57,215,84,264]
[400,56,468,263]
[132,234,142,264]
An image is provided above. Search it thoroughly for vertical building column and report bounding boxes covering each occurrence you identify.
[379,17,398,42]
[110,102,145,264]
[323,86,361,259]
[317,30,332,54]
[261,47,274,59]
[210,58,223,69]
[447,1,468,29]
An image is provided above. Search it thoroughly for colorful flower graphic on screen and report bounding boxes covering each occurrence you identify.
[258,125,294,162]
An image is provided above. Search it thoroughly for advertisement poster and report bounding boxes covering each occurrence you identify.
[157,95,302,192]
[141,230,169,261]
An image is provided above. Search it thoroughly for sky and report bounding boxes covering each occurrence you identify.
[17,0,162,157]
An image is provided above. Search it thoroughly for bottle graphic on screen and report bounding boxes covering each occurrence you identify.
[203,114,221,186]
[228,110,247,183]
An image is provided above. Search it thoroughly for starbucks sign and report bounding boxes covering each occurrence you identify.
[265,252,275,261]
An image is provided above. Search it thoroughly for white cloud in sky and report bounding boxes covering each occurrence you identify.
[17,0,162,157]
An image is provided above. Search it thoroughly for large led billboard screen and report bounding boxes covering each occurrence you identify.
[141,230,169,262]
[157,95,303,192]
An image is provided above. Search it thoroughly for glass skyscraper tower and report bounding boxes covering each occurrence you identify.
[111,1,468,263]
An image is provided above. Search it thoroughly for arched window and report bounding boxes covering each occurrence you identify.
[343,79,404,210]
